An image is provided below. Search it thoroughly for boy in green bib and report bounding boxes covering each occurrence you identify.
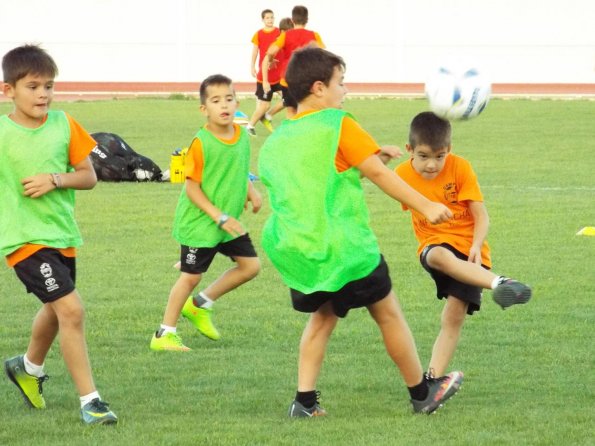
[259,47,464,416]
[150,74,261,351]
[1,45,117,425]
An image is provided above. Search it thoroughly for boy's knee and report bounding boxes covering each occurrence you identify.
[239,258,260,281]
[426,247,456,271]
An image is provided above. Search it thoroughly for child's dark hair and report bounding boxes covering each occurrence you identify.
[409,112,452,150]
[279,17,294,32]
[285,47,345,103]
[2,44,58,85]
[199,74,233,104]
[291,5,308,25]
[261,9,273,19]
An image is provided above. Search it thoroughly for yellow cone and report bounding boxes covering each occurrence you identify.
[576,227,595,236]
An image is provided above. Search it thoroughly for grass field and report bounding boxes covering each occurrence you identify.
[0,97,593,445]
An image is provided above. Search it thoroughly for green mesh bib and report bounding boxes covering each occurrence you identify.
[259,109,380,293]
[173,126,250,247]
[0,111,81,256]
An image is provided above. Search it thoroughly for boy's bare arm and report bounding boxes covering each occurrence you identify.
[245,180,262,213]
[262,44,280,93]
[357,155,452,224]
[184,178,246,236]
[468,200,489,264]
[251,45,259,78]
[21,156,97,198]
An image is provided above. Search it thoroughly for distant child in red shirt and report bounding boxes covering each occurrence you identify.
[262,5,324,117]
[246,9,286,137]
[395,111,532,376]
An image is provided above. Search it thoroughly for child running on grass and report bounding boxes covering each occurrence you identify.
[150,74,261,351]
[258,47,463,417]
[395,111,532,376]
[1,44,117,425]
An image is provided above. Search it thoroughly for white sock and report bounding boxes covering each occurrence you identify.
[264,113,272,120]
[159,324,177,335]
[246,124,254,130]
[23,354,45,378]
[196,292,214,309]
[80,391,100,408]
[491,276,506,289]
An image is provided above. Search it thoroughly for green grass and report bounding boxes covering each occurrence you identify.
[0,97,593,445]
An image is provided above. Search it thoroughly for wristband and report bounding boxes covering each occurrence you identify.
[217,213,229,228]
[50,173,62,189]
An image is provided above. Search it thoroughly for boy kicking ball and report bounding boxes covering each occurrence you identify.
[395,111,532,377]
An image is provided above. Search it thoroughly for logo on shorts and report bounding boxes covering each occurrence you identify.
[40,263,53,278]
[186,248,198,265]
[40,263,59,292]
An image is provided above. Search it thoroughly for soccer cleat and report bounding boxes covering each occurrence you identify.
[260,115,274,133]
[4,355,49,409]
[411,370,463,414]
[246,126,256,137]
[80,398,118,425]
[150,331,191,351]
[181,297,221,340]
[288,400,327,418]
[493,278,532,309]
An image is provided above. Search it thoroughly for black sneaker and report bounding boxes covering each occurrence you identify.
[288,393,327,418]
[246,126,256,137]
[493,278,532,309]
[411,371,463,414]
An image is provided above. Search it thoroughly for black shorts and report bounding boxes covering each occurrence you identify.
[255,82,283,102]
[290,256,392,318]
[180,233,257,274]
[281,86,297,108]
[13,248,76,303]
[420,243,488,315]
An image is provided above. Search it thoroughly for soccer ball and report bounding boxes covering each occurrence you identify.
[425,66,491,120]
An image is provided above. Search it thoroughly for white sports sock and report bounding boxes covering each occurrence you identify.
[80,391,100,408]
[23,354,44,377]
[196,292,214,309]
[159,324,177,335]
[264,113,273,120]
[491,276,506,290]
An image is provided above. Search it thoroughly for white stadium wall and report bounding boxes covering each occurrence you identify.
[0,0,593,85]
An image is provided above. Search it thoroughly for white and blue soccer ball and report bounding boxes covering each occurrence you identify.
[425,66,491,120]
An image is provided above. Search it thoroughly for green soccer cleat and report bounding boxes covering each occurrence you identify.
[260,115,274,133]
[181,297,221,340]
[4,355,49,409]
[80,398,118,425]
[150,331,191,351]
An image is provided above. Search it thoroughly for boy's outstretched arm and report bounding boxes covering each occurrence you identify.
[184,177,246,237]
[468,200,489,264]
[21,156,97,198]
[357,155,452,225]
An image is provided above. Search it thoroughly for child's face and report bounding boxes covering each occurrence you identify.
[3,73,54,128]
[263,12,275,28]
[406,143,450,180]
[200,83,238,128]
[321,66,347,109]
